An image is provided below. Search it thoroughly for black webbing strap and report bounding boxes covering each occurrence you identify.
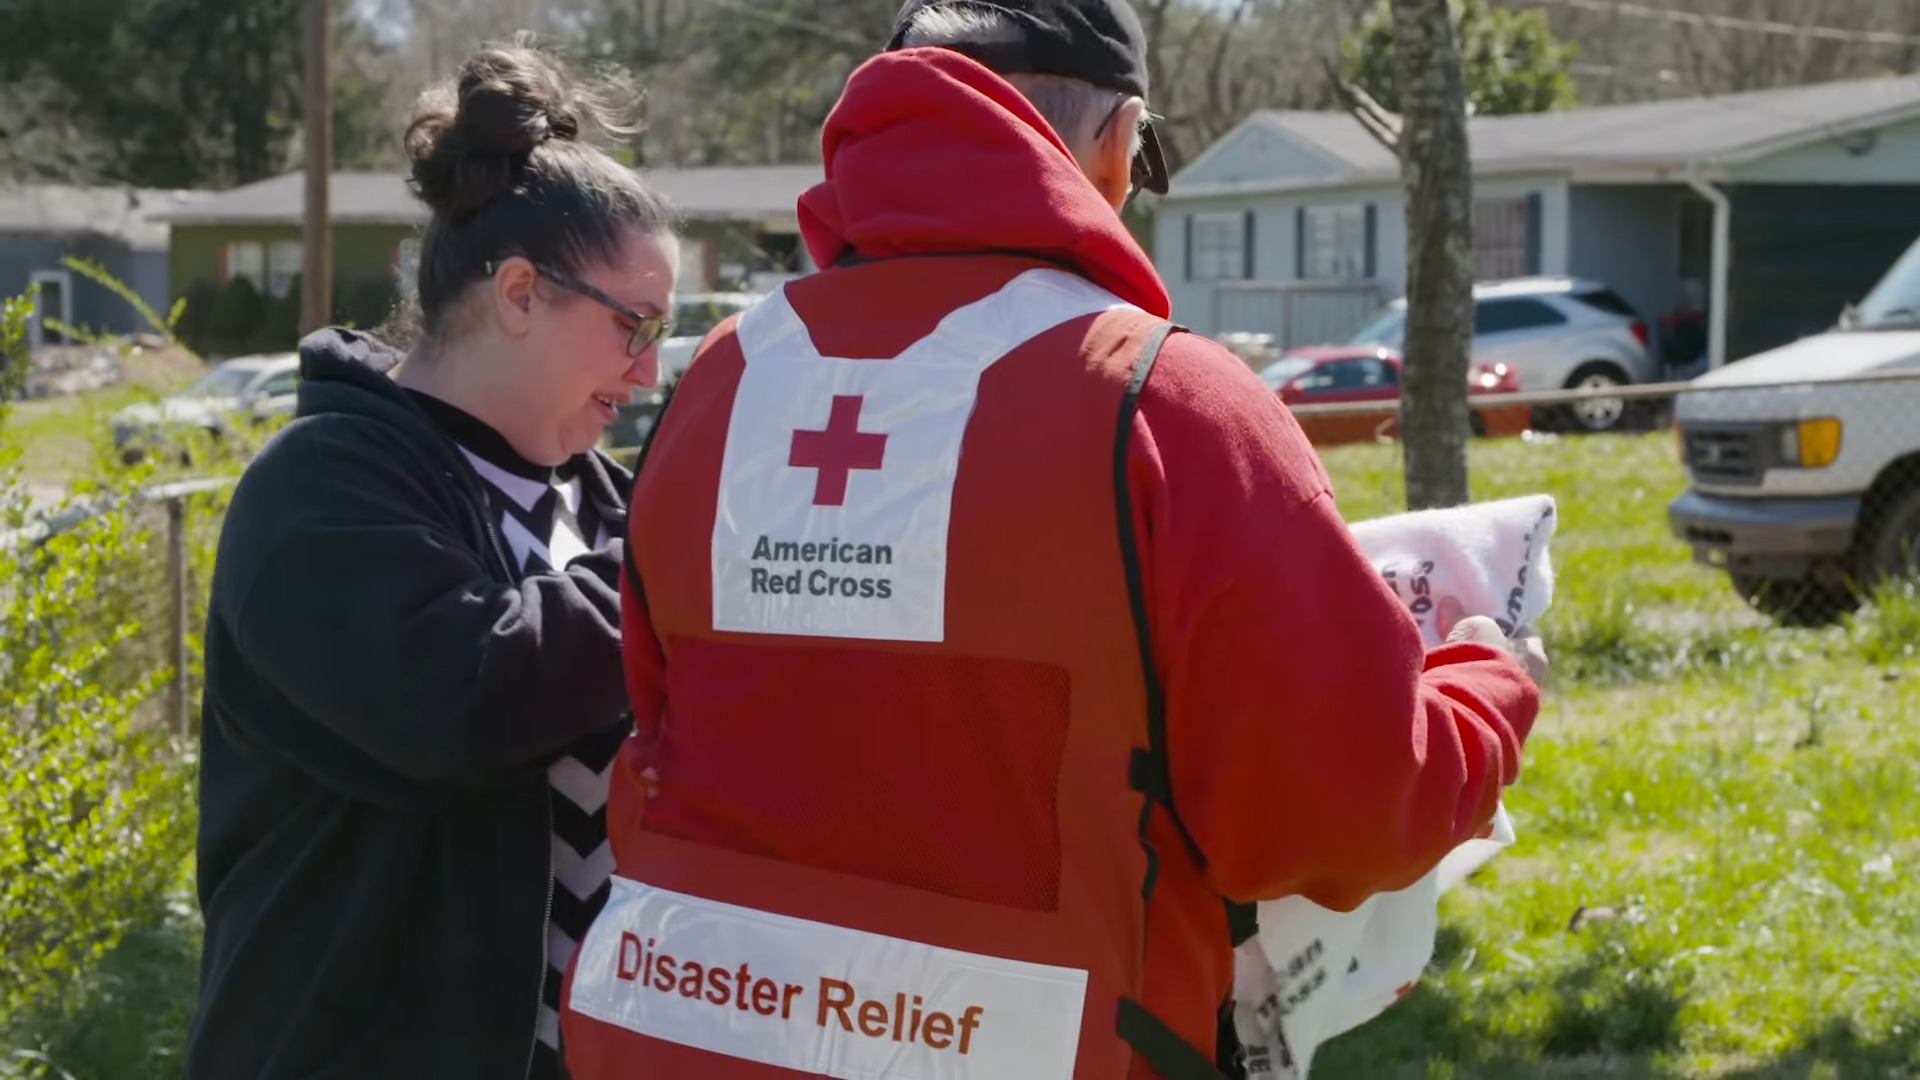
[620,381,678,610]
[1113,323,1228,1080]
[1227,899,1259,949]
[1114,321,1203,901]
[1118,998,1229,1080]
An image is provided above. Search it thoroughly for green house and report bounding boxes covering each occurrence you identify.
[152,166,823,357]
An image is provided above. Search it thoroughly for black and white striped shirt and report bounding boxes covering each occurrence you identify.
[410,392,626,1072]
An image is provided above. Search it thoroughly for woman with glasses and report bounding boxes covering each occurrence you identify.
[186,42,676,1080]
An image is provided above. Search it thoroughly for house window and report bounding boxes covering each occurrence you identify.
[1300,204,1368,280]
[268,241,304,299]
[1187,212,1250,282]
[1474,197,1535,281]
[225,242,266,290]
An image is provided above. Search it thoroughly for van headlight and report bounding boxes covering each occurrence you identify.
[1781,418,1843,469]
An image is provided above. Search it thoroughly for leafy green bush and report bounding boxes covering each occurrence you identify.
[200,277,267,357]
[0,292,211,1078]
[174,282,221,356]
[255,276,304,354]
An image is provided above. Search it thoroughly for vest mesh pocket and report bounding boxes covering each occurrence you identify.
[650,637,1070,913]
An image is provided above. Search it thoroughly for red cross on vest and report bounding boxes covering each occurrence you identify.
[788,395,888,507]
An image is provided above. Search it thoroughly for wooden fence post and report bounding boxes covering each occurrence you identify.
[167,496,188,738]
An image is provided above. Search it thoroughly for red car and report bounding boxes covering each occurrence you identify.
[1257,346,1531,448]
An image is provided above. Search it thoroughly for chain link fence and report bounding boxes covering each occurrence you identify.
[2,475,232,738]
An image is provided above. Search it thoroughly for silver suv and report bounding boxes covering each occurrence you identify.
[1345,276,1657,432]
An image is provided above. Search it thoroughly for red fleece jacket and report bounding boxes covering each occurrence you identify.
[623,49,1538,913]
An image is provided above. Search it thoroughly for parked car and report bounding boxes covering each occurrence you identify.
[1668,234,1920,627]
[1258,346,1530,447]
[1345,276,1656,432]
[112,353,300,464]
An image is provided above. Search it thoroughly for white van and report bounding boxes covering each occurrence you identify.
[1668,237,1920,625]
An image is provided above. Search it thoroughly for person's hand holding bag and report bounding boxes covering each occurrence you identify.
[1440,596,1550,685]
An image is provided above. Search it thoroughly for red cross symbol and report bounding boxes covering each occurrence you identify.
[788,395,888,507]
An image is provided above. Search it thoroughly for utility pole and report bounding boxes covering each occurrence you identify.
[302,0,334,335]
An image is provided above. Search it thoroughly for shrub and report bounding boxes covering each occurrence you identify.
[254,276,304,353]
[0,288,214,1077]
[0,295,27,406]
[200,277,267,358]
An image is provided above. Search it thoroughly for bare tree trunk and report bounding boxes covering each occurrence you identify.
[1391,0,1474,511]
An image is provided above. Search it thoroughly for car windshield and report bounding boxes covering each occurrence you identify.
[1257,356,1315,389]
[1851,237,1920,331]
[1346,307,1406,348]
[186,365,261,398]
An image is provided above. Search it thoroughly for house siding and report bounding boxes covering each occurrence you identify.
[1,235,166,337]
[1732,117,1920,185]
[1174,124,1350,189]
[168,222,417,309]
[1154,175,1569,336]
[1566,185,1684,326]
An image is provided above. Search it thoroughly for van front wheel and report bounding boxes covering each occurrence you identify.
[1731,573,1860,628]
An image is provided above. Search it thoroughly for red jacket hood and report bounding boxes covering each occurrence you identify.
[798,49,1170,318]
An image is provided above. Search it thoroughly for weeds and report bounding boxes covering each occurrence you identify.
[1311,434,1920,1078]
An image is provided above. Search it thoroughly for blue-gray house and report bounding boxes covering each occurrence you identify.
[0,185,207,352]
[1153,75,1920,365]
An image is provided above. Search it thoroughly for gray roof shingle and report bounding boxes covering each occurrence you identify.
[0,184,208,251]
[151,164,824,227]
[1177,74,1920,196]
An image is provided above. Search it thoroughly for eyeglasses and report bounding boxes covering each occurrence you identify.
[484,258,673,357]
[1093,94,1168,205]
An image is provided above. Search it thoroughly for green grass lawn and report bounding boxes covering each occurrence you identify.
[1,380,201,487]
[6,431,1915,1080]
[1313,433,1920,1079]
[3,386,156,486]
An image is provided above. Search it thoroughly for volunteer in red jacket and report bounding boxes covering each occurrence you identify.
[563,1,1545,1076]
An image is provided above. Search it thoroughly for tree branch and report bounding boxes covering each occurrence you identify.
[1321,55,1403,155]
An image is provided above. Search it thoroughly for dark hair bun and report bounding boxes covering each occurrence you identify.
[406,42,628,220]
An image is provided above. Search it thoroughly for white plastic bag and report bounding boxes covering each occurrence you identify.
[1231,495,1556,1078]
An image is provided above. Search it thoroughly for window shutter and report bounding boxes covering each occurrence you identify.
[1243,210,1256,279]
[1364,204,1378,278]
[1294,206,1307,278]
[1184,214,1195,281]
[1525,192,1544,275]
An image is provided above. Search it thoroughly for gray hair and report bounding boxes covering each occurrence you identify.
[901,5,1145,154]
